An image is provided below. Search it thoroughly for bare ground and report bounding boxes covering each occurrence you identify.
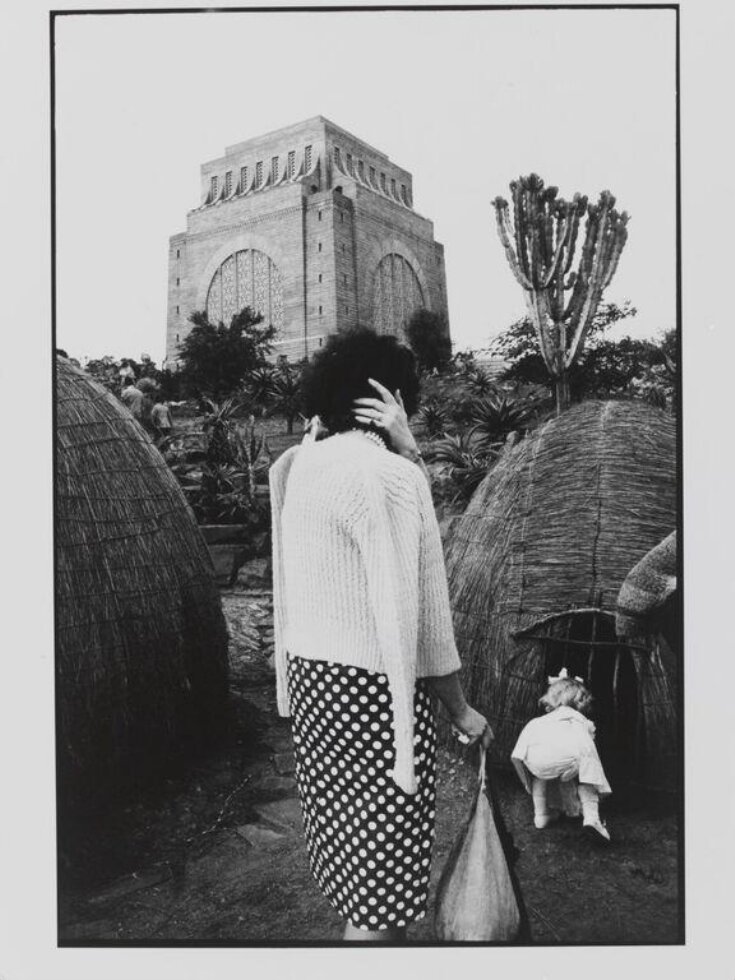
[58,590,681,946]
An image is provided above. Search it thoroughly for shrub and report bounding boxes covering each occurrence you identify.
[417,400,450,439]
[426,431,501,505]
[468,392,541,445]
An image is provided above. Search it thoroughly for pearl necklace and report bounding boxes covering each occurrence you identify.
[350,427,387,450]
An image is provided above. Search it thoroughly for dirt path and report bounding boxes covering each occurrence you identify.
[58,590,681,945]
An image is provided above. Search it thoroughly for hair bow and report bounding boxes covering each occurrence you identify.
[547,667,584,684]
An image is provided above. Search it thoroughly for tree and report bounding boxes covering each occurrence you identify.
[84,356,122,393]
[493,174,630,413]
[177,306,276,401]
[489,301,637,392]
[489,306,676,406]
[82,353,181,401]
[405,309,452,373]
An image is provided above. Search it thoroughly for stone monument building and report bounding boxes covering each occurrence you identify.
[165,116,449,364]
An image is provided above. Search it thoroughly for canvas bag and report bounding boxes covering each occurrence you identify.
[434,746,523,942]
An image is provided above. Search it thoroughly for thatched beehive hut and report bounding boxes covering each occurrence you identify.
[56,357,229,804]
[445,400,677,791]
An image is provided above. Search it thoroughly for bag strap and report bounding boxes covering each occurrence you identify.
[478,744,487,793]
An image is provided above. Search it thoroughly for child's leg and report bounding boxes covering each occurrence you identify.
[577,782,600,822]
[559,778,582,818]
[578,782,610,841]
[531,777,558,828]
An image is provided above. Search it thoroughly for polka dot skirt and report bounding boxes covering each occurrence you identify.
[287,655,437,931]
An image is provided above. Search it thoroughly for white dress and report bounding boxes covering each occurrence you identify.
[510,706,612,796]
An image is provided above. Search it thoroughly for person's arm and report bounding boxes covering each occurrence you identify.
[425,671,494,749]
[399,443,431,487]
[268,447,299,717]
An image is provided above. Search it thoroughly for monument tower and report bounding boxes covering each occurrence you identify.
[166,116,450,364]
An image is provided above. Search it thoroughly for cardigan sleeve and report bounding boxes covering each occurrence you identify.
[268,446,299,717]
[349,467,419,796]
[414,471,462,678]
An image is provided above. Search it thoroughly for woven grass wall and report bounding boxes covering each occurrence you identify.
[56,358,229,805]
[444,400,677,785]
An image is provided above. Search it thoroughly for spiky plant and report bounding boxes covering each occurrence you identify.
[417,400,450,439]
[466,369,495,398]
[426,431,501,504]
[493,174,629,413]
[241,366,276,415]
[270,364,303,434]
[468,393,538,445]
[201,396,248,465]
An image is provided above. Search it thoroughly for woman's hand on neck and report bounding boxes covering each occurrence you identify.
[352,379,422,463]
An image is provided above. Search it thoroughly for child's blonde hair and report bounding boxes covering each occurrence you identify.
[539,675,593,715]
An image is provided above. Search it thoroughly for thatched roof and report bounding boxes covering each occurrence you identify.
[56,358,229,803]
[444,400,677,784]
[616,531,677,640]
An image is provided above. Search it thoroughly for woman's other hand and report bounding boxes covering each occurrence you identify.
[352,379,420,460]
[425,673,494,750]
[451,704,494,750]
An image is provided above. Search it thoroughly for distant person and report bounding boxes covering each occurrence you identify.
[120,377,145,421]
[150,395,173,445]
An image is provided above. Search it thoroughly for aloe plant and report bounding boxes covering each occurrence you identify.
[426,431,501,504]
[466,369,495,398]
[172,398,271,526]
[269,364,303,434]
[468,393,538,445]
[201,397,249,465]
[417,400,450,439]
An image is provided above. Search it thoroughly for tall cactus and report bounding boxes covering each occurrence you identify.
[493,174,629,413]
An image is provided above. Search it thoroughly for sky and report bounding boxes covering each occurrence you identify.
[54,7,677,364]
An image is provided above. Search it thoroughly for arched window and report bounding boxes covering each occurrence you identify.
[371,253,425,338]
[205,249,284,331]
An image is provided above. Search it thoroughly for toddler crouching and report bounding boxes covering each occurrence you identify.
[511,669,611,843]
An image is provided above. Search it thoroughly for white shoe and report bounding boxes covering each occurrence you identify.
[583,820,611,843]
[534,812,559,829]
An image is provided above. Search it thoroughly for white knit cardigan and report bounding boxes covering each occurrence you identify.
[269,431,462,794]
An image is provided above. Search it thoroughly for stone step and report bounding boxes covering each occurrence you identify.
[257,774,298,795]
[253,797,303,832]
[235,823,288,849]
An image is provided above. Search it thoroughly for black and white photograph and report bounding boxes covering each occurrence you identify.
[50,3,682,947]
[1,0,733,975]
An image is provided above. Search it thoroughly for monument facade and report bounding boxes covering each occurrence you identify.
[166,116,449,364]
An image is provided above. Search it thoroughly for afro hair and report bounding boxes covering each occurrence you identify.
[300,326,420,434]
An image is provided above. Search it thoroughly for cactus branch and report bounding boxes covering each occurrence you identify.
[494,200,532,290]
[492,176,629,412]
[541,214,570,289]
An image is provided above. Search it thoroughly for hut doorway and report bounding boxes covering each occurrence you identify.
[520,610,642,790]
